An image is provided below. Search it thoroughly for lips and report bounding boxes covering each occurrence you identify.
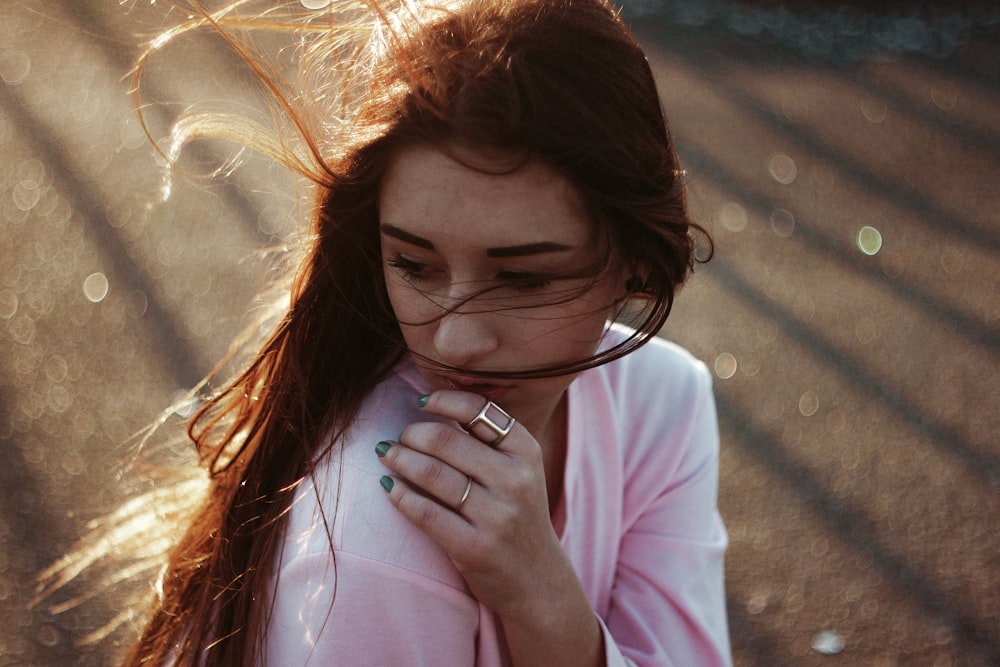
[441,375,512,402]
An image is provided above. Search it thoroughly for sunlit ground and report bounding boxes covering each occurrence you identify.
[1,1,998,665]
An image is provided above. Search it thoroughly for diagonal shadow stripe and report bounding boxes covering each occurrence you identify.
[851,66,1000,163]
[909,35,1000,101]
[689,25,1000,164]
[0,86,205,390]
[716,390,1000,665]
[677,143,1000,357]
[706,257,1000,488]
[0,391,85,665]
[652,36,1000,253]
[711,82,999,251]
[51,0,276,244]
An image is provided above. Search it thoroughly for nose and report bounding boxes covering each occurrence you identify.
[432,306,500,369]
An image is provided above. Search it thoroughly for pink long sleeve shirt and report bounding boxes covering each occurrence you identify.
[263,331,731,665]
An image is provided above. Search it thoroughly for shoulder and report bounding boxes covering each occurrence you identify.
[579,326,719,491]
[597,324,714,414]
[277,359,468,592]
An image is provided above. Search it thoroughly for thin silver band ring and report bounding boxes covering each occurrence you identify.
[455,475,473,514]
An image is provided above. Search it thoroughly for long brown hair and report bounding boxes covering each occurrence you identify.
[100,0,710,664]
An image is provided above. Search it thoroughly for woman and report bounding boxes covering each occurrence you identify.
[123,0,731,664]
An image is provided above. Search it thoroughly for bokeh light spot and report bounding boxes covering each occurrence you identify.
[83,272,109,303]
[171,390,200,418]
[72,411,96,437]
[826,409,846,434]
[0,51,31,85]
[768,153,797,185]
[799,391,819,417]
[257,204,291,236]
[940,246,964,276]
[780,94,810,123]
[746,592,768,615]
[770,209,795,238]
[719,202,748,233]
[856,226,883,255]
[855,317,878,344]
[0,290,17,319]
[714,352,737,379]
[12,180,40,211]
[126,290,149,318]
[934,626,954,646]
[811,630,845,655]
[119,117,148,150]
[43,355,68,383]
[861,98,887,123]
[739,354,762,377]
[793,295,815,323]
[931,81,958,110]
[8,315,36,345]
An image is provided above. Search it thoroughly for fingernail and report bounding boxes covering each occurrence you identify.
[417,394,430,408]
[375,441,391,458]
[379,475,394,493]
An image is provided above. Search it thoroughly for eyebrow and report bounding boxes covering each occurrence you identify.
[380,224,574,257]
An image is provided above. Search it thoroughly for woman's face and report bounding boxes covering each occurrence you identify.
[378,143,626,437]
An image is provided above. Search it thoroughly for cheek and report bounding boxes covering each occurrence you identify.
[515,316,606,365]
[561,288,621,333]
[385,283,438,348]
[383,273,405,316]
[396,323,429,353]
[384,274,427,324]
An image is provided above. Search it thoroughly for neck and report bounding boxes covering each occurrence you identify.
[535,394,569,515]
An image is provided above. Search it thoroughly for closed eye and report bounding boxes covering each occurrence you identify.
[387,255,429,282]
[498,271,553,293]
[388,256,555,294]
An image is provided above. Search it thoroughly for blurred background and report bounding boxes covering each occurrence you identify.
[1,1,998,665]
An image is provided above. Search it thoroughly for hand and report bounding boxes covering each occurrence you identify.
[377,390,603,666]
[376,389,564,616]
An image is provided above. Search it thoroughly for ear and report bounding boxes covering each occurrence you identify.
[621,256,652,297]
[610,269,647,311]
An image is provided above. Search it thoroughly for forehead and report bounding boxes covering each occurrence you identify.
[378,143,596,248]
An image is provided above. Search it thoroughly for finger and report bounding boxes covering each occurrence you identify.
[376,439,477,512]
[418,391,521,450]
[380,475,481,550]
[398,420,501,476]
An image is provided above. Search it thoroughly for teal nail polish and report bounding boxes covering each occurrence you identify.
[379,475,394,493]
[375,441,391,458]
[417,394,430,408]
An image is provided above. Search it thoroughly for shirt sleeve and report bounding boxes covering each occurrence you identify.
[600,355,731,667]
[259,367,516,667]
[262,550,496,666]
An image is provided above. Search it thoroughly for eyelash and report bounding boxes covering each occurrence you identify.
[387,255,552,293]
[499,271,553,293]
[386,255,427,282]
